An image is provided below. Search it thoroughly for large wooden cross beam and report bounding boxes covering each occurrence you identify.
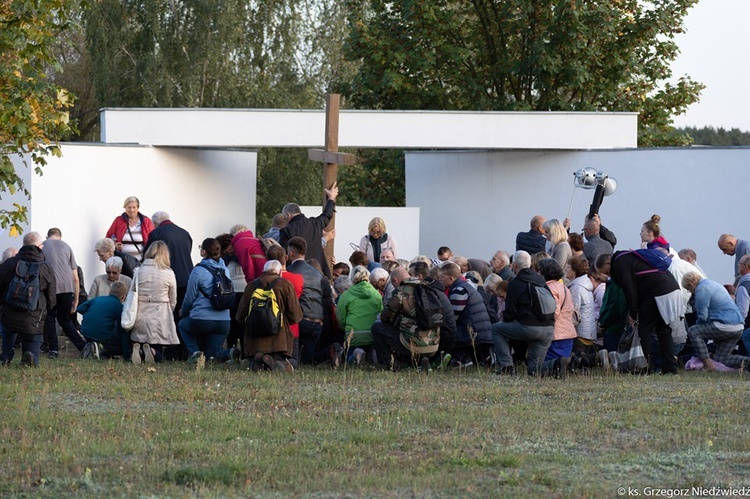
[307,94,357,273]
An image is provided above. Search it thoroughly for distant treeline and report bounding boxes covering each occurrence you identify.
[678,126,750,146]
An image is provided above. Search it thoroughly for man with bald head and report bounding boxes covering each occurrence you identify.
[515,215,547,255]
[0,232,56,366]
[718,234,750,285]
[583,218,613,266]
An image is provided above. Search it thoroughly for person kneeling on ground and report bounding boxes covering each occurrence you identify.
[236,260,302,372]
[77,281,130,360]
[491,251,555,376]
[682,272,750,371]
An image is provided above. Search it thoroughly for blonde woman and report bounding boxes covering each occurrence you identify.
[105,196,155,258]
[130,241,179,364]
[359,217,398,264]
[543,219,571,271]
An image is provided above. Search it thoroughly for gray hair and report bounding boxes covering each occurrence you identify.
[513,250,531,270]
[152,211,170,226]
[95,237,115,253]
[484,273,503,293]
[230,224,248,237]
[1,247,18,262]
[105,256,123,271]
[369,267,389,286]
[333,275,352,295]
[350,265,370,285]
[264,259,282,274]
[282,203,301,216]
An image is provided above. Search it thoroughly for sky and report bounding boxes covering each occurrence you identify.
[670,0,750,131]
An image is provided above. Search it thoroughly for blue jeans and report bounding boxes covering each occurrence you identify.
[177,317,230,360]
[1,329,42,366]
[492,321,554,375]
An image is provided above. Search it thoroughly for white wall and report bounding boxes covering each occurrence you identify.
[2,144,257,292]
[406,147,750,284]
[299,206,420,264]
[101,108,638,149]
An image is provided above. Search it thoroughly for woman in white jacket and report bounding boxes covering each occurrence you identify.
[566,254,597,355]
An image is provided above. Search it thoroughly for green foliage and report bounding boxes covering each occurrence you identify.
[338,148,405,207]
[0,0,77,233]
[343,0,704,147]
[679,126,750,146]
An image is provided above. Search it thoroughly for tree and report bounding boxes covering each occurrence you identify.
[343,0,704,146]
[0,0,77,234]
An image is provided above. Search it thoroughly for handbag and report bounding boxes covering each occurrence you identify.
[617,322,648,373]
[121,268,139,330]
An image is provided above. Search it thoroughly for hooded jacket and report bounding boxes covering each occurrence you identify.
[336,280,383,347]
[0,245,56,334]
[503,267,554,327]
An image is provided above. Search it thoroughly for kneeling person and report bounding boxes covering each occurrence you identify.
[77,281,129,359]
[236,260,303,371]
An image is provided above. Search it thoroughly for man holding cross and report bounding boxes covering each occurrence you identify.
[279,182,339,279]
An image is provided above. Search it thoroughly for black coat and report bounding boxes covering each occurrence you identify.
[0,245,56,334]
[503,267,554,327]
[279,200,335,278]
[143,221,194,287]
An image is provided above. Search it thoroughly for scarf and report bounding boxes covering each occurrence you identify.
[369,234,388,262]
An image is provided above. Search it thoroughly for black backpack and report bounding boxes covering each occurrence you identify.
[245,278,283,337]
[197,263,235,310]
[413,282,446,330]
[4,261,41,311]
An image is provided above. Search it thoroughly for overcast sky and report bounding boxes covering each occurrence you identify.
[670,0,750,131]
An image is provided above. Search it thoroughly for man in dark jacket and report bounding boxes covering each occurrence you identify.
[279,182,338,279]
[515,215,547,255]
[144,211,194,320]
[0,232,56,366]
[492,250,555,375]
[438,262,493,364]
[286,237,327,364]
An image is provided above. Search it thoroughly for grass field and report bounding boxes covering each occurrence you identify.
[0,357,748,498]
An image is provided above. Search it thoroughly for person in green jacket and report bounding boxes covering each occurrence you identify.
[336,265,383,364]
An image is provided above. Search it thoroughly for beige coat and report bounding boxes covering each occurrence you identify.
[130,260,179,345]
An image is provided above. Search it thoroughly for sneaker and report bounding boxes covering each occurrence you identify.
[131,343,142,365]
[142,343,156,365]
[609,351,619,371]
[352,348,365,365]
[556,356,570,379]
[92,343,102,360]
[419,357,432,374]
[187,351,204,364]
[1,359,10,367]
[48,351,59,360]
[81,342,93,359]
[251,352,264,372]
[597,349,610,370]
[21,351,35,367]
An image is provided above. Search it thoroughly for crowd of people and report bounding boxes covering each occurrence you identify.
[1,188,750,378]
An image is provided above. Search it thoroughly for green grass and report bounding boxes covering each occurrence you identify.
[0,359,748,497]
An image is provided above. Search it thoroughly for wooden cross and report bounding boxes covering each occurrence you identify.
[307,94,357,273]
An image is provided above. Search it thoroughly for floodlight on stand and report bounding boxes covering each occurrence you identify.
[573,167,599,189]
[588,171,618,220]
